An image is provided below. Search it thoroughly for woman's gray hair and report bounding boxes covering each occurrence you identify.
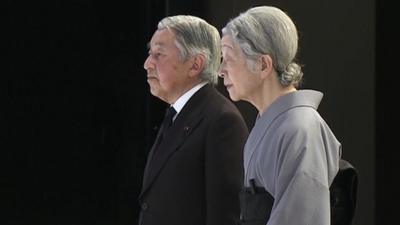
[158,15,221,85]
[222,6,303,87]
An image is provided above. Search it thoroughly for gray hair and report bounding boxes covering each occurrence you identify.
[158,15,221,85]
[222,6,303,87]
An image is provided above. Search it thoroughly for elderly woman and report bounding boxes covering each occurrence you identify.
[219,6,341,225]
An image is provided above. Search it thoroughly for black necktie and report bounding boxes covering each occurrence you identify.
[162,106,177,130]
[156,106,176,146]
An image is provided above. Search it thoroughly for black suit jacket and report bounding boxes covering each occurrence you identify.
[139,84,249,225]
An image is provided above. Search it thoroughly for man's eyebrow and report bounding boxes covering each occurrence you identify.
[147,42,165,51]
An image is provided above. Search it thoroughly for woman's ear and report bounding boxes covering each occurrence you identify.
[260,54,273,71]
[189,54,205,77]
[260,54,274,79]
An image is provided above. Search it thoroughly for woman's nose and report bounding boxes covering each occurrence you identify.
[218,59,228,78]
[218,65,225,78]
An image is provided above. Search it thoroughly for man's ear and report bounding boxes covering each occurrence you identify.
[188,54,205,77]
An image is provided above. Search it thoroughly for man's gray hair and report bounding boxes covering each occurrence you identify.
[158,15,221,85]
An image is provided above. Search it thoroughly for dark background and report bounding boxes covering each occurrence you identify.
[4,0,393,224]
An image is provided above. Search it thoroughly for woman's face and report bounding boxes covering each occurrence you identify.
[219,35,261,102]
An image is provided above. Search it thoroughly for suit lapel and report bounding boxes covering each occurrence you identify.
[140,85,213,198]
[140,122,165,188]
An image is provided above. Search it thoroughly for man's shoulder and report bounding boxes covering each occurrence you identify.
[203,87,237,110]
[186,84,241,117]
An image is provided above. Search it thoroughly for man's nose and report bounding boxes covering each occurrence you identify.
[144,56,153,70]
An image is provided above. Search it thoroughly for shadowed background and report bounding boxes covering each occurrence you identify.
[4,0,391,224]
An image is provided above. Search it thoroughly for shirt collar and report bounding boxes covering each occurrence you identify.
[170,81,208,120]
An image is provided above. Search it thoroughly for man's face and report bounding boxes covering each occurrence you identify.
[144,29,192,103]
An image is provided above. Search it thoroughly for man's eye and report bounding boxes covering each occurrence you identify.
[152,53,162,59]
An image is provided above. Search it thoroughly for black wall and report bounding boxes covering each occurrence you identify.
[4,0,389,225]
[5,1,149,224]
[376,0,399,224]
